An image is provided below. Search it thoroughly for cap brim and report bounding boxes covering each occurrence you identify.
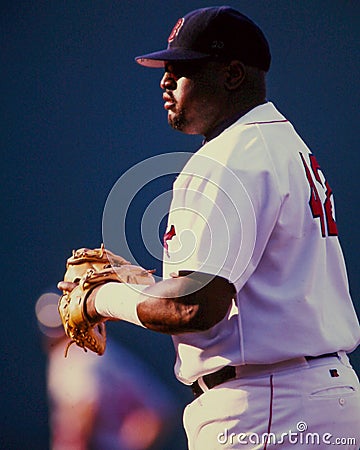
[135,48,212,68]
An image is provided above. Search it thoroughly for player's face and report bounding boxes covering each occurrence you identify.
[160,60,227,137]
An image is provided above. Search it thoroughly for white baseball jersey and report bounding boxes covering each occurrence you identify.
[163,102,360,384]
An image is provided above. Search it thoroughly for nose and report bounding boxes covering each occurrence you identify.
[160,71,177,91]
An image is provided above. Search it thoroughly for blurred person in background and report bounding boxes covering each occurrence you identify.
[36,291,177,450]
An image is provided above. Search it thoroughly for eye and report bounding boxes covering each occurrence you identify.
[165,63,180,79]
[165,61,204,79]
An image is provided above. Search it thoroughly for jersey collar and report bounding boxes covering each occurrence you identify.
[202,101,267,145]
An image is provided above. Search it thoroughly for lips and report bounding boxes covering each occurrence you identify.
[163,92,175,110]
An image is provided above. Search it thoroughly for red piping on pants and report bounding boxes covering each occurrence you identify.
[263,374,274,450]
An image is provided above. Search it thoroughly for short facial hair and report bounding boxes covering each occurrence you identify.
[168,108,187,132]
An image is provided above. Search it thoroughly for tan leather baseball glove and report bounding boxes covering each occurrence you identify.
[58,244,155,356]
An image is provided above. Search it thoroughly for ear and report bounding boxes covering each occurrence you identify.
[224,60,245,90]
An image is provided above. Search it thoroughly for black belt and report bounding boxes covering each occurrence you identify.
[191,352,339,398]
[304,352,338,361]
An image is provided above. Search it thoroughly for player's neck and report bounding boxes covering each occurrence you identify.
[203,101,267,144]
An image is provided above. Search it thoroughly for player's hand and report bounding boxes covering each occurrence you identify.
[57,244,155,356]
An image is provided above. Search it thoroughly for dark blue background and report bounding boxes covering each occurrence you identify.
[2,1,359,448]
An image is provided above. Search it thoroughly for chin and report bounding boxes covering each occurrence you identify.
[169,117,185,132]
[169,114,193,134]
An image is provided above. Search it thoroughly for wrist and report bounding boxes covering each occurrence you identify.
[84,285,105,322]
[94,282,149,327]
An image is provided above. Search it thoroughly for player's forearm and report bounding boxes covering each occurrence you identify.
[137,278,206,333]
[88,276,234,334]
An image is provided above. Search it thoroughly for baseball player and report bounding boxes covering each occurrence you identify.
[58,6,360,449]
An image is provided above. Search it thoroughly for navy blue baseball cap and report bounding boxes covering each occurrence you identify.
[135,6,271,71]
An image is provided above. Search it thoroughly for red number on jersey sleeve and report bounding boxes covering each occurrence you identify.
[300,153,338,237]
[324,180,339,236]
[300,153,326,236]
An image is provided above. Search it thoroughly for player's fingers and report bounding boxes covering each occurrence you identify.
[57,281,78,292]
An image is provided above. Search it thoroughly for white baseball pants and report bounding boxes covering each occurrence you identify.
[183,353,360,449]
